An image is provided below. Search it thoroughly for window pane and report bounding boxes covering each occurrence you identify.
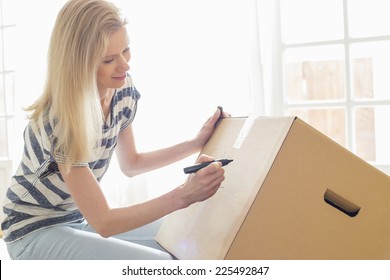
[348,0,390,38]
[0,31,3,71]
[285,45,346,102]
[281,0,344,44]
[4,73,15,113]
[0,74,4,115]
[2,27,16,70]
[0,167,8,185]
[354,107,375,161]
[0,73,15,115]
[355,106,390,163]
[0,118,7,157]
[1,0,17,25]
[288,108,346,147]
[351,42,390,100]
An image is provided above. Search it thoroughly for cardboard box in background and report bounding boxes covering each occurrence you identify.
[155,117,390,259]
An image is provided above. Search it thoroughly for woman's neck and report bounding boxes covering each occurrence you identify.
[100,88,114,120]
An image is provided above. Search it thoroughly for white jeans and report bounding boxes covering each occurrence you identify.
[6,219,174,260]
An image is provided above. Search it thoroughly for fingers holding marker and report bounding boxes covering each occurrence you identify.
[183,158,233,174]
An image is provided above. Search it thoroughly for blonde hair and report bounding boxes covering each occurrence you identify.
[26,0,126,171]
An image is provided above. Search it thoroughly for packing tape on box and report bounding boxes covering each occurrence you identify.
[233,116,256,149]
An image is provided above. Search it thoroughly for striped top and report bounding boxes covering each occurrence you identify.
[1,77,140,242]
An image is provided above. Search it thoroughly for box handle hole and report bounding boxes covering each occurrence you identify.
[324,189,361,217]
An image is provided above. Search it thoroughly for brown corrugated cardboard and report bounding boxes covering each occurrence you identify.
[155,117,390,259]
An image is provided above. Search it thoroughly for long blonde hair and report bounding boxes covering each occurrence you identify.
[26,0,126,171]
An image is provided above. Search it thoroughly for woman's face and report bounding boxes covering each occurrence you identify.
[97,26,131,96]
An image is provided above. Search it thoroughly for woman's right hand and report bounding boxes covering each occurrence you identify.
[177,154,225,208]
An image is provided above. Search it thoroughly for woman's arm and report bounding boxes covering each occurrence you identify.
[59,154,224,238]
[116,107,226,177]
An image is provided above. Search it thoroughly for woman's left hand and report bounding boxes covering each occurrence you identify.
[192,106,230,150]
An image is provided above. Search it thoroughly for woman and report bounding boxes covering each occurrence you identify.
[1,0,227,259]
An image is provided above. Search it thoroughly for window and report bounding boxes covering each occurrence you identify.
[274,0,390,172]
[0,0,16,223]
[0,0,16,159]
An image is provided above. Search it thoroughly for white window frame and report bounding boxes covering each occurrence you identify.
[258,0,390,174]
[0,0,16,228]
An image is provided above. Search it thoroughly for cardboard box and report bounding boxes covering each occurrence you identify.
[155,117,390,259]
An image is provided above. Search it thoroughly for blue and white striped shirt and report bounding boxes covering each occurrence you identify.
[1,77,140,242]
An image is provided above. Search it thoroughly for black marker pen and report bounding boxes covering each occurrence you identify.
[183,159,233,174]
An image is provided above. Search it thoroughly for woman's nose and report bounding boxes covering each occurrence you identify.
[118,57,130,72]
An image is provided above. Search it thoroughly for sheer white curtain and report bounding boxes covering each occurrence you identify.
[15,0,266,206]
[105,0,263,204]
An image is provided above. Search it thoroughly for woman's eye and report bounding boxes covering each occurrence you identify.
[103,58,114,64]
